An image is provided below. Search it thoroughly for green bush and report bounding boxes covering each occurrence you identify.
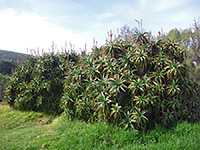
[4,29,200,130]
[4,52,78,114]
[61,30,199,129]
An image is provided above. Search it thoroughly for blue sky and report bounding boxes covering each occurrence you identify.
[0,0,199,54]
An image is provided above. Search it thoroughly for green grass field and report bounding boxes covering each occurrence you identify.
[0,102,200,150]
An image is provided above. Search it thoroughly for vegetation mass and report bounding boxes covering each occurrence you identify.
[1,20,200,149]
[4,25,200,130]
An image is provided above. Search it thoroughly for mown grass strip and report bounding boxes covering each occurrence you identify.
[0,103,200,150]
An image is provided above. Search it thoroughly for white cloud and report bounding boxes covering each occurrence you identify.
[0,8,92,54]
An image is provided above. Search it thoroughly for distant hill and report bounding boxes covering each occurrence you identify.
[0,50,30,75]
[0,50,29,100]
[0,50,29,65]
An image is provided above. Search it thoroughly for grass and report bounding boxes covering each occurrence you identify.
[0,102,200,150]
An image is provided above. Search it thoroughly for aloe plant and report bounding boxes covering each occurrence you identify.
[5,26,200,130]
[60,28,199,129]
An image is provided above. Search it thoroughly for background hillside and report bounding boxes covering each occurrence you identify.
[0,50,29,75]
[0,50,29,101]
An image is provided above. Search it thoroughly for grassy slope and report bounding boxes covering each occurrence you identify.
[0,102,200,150]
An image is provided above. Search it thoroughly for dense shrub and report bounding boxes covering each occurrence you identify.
[61,31,200,129]
[4,52,78,114]
[4,29,200,129]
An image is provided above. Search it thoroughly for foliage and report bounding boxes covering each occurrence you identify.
[166,20,200,86]
[0,61,16,75]
[4,51,78,114]
[0,73,10,101]
[4,25,200,130]
[60,29,199,129]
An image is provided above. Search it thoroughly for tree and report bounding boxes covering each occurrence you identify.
[167,28,181,42]
[0,61,16,75]
[166,19,200,85]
